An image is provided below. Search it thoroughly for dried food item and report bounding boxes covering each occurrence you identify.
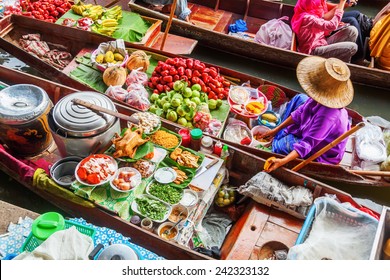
[131,160,155,178]
[131,112,160,134]
[170,147,200,168]
[112,127,149,158]
[172,167,188,184]
[151,130,179,149]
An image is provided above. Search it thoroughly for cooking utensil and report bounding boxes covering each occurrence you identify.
[163,217,183,236]
[88,243,140,260]
[72,98,139,125]
[194,158,219,178]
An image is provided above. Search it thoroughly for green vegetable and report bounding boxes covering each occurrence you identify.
[135,197,168,221]
[163,102,171,112]
[149,182,183,204]
[191,97,201,105]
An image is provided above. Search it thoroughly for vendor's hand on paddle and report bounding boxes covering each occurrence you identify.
[263,156,284,172]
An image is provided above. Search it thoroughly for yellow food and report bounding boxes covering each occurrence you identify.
[104,51,115,63]
[151,130,179,149]
[262,113,277,122]
[127,50,150,72]
[95,54,104,64]
[246,101,265,114]
[114,53,124,61]
[102,66,127,87]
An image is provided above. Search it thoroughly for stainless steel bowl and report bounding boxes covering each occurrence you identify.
[50,156,82,187]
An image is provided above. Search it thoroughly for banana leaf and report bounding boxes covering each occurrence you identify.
[157,158,195,189]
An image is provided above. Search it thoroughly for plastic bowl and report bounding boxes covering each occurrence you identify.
[251,125,271,147]
[157,221,179,241]
[168,204,189,225]
[180,189,198,207]
[91,49,129,72]
[75,154,117,187]
[50,156,82,187]
[258,111,280,128]
[110,167,142,193]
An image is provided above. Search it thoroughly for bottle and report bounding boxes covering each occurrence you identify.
[213,140,223,156]
[220,145,230,162]
[200,136,213,154]
[190,128,203,151]
[130,215,141,226]
[178,128,191,147]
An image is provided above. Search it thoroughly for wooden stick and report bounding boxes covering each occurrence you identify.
[350,170,390,177]
[244,0,251,21]
[160,0,178,51]
[72,98,139,125]
[292,122,365,172]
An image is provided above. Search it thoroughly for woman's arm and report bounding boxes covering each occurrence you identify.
[265,150,300,172]
[323,0,347,20]
[259,116,294,140]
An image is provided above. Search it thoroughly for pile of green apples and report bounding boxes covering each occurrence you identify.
[148,80,222,128]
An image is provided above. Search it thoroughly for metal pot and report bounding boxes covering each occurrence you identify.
[89,243,140,260]
[49,92,120,157]
[0,84,53,156]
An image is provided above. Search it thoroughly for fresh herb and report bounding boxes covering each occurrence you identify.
[135,197,168,221]
[149,182,183,205]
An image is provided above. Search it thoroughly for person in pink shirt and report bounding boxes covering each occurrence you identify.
[291,0,358,62]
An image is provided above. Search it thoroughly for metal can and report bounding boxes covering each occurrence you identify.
[0,84,53,156]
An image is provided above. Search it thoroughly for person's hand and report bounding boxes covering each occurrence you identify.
[348,0,358,7]
[263,157,286,172]
[258,128,277,142]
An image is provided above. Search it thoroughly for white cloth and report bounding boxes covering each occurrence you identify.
[14,227,94,260]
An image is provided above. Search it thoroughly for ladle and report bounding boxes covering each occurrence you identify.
[163,217,183,236]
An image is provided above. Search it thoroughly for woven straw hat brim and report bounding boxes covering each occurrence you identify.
[296,56,354,109]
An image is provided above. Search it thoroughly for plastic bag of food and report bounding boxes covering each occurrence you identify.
[223,122,252,145]
[126,67,148,87]
[193,103,212,131]
[105,85,129,102]
[355,122,387,163]
[203,119,222,136]
[125,84,150,111]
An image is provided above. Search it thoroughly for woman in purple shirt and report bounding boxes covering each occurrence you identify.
[260,56,353,172]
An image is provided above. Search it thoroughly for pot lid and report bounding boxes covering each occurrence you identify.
[98,244,139,260]
[52,92,116,137]
[0,84,50,124]
[31,212,65,241]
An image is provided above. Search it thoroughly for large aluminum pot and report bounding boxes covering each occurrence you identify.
[49,92,120,158]
[0,84,53,157]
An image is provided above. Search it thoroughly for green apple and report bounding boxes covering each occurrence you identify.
[177,117,187,126]
[191,90,200,98]
[183,87,192,98]
[171,98,181,107]
[191,84,201,92]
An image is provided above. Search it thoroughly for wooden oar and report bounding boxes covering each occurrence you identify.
[72,98,139,125]
[160,0,178,51]
[292,122,365,172]
[350,170,390,177]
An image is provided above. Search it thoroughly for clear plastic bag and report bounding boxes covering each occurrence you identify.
[355,122,387,163]
[125,84,150,111]
[126,67,148,87]
[287,197,378,260]
[105,86,129,102]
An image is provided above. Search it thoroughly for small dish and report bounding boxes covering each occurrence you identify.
[229,86,250,104]
[258,111,280,128]
[146,180,183,205]
[75,154,117,187]
[168,204,189,225]
[157,222,179,241]
[180,189,198,207]
[154,167,177,184]
[110,167,142,192]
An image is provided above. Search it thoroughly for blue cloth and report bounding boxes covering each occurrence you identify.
[272,94,309,155]
[228,19,248,33]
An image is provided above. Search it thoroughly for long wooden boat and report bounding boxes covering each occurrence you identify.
[0,14,389,190]
[0,64,381,260]
[127,0,390,89]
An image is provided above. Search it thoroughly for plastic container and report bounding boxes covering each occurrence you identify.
[0,84,53,156]
[221,145,230,162]
[200,136,213,154]
[178,128,191,147]
[31,212,65,241]
[141,218,154,232]
[213,141,223,156]
[22,219,95,252]
[251,125,271,147]
[190,128,203,151]
[130,215,141,226]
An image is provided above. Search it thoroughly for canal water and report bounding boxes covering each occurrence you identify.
[0,1,389,214]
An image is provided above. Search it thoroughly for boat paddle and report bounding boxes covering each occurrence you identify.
[160,0,178,51]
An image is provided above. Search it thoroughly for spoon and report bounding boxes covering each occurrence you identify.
[163,217,183,236]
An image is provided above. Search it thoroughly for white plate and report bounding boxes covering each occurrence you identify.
[154,167,177,184]
[131,194,171,223]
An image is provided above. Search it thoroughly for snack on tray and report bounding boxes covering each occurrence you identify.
[172,167,188,184]
[170,147,200,168]
[151,130,179,149]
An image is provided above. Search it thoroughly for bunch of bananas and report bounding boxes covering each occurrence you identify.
[92,19,119,36]
[101,5,122,21]
[82,5,104,21]
[71,2,93,16]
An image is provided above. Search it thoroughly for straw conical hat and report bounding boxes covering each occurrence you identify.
[296,56,354,109]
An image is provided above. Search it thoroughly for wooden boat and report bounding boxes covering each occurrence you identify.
[127,0,390,89]
[0,14,389,190]
[0,64,381,260]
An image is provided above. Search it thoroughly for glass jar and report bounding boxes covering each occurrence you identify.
[178,128,191,147]
[190,128,203,151]
[200,136,213,154]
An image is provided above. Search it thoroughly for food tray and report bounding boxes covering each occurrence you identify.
[150,127,182,151]
[146,180,184,206]
[21,220,96,252]
[131,194,172,223]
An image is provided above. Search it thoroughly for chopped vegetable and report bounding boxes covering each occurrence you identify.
[149,182,183,205]
[135,197,168,221]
